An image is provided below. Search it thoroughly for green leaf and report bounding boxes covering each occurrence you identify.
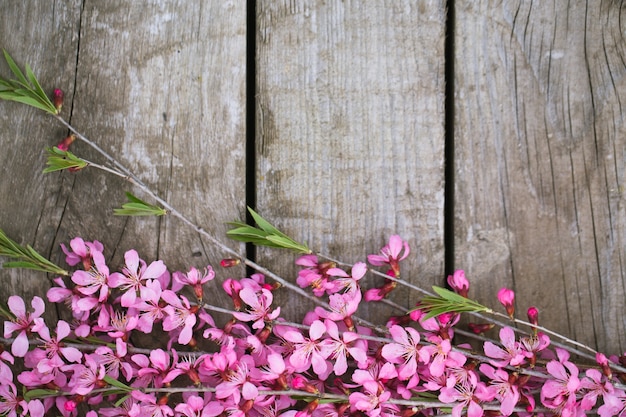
[247,207,285,236]
[43,147,88,173]
[114,192,167,216]
[417,286,491,320]
[265,234,311,253]
[0,228,69,276]
[3,49,28,85]
[114,394,131,407]
[103,375,132,392]
[23,388,59,401]
[25,63,56,109]
[0,50,57,114]
[226,207,311,254]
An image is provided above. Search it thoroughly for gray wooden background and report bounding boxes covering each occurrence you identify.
[0,1,624,355]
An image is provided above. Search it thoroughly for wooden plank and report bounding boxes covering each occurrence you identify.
[0,0,83,324]
[256,1,447,322]
[0,2,247,322]
[454,0,626,354]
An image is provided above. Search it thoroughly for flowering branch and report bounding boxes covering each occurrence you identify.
[4,51,626,417]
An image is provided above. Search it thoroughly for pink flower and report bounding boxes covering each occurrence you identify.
[70,250,111,303]
[325,262,367,295]
[419,336,466,377]
[381,325,422,381]
[215,355,259,404]
[107,249,166,307]
[132,279,167,333]
[131,391,174,417]
[598,389,626,417]
[172,266,215,301]
[0,381,28,417]
[314,290,361,330]
[540,348,581,414]
[277,321,329,379]
[483,327,530,367]
[439,370,493,417]
[174,394,224,417]
[4,295,45,357]
[349,369,398,416]
[295,255,346,296]
[133,348,184,387]
[447,270,469,297]
[497,288,515,318]
[61,237,104,269]
[579,368,611,411]
[95,344,134,381]
[319,319,368,375]
[367,235,410,277]
[161,291,198,345]
[232,287,280,330]
[33,320,82,373]
[69,354,106,395]
[479,363,520,416]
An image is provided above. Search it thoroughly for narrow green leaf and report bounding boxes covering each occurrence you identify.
[3,261,52,272]
[23,388,59,401]
[25,63,56,113]
[1,94,52,113]
[247,207,284,236]
[227,208,311,253]
[418,286,491,320]
[114,192,167,216]
[114,394,131,407]
[226,226,269,238]
[265,234,310,254]
[0,228,68,276]
[226,220,249,229]
[1,50,57,114]
[43,147,88,173]
[3,49,28,85]
[103,375,132,391]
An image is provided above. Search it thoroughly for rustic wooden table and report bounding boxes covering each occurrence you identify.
[0,1,624,355]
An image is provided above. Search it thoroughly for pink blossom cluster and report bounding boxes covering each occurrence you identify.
[2,235,626,416]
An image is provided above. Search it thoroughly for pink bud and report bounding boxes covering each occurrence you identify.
[52,88,64,112]
[527,306,539,326]
[220,258,240,268]
[596,352,612,379]
[497,288,515,318]
[64,400,77,412]
[56,134,76,151]
[447,269,469,297]
[467,322,494,335]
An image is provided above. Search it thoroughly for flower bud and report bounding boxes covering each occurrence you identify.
[467,322,495,335]
[220,258,240,268]
[52,88,64,112]
[447,269,470,297]
[527,306,539,326]
[64,400,77,412]
[57,134,76,151]
[291,375,319,394]
[497,288,515,318]
[596,352,612,379]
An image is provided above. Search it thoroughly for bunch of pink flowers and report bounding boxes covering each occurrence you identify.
[2,234,626,417]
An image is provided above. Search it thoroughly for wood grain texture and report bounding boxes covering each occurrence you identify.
[454,0,626,354]
[256,0,447,322]
[0,1,247,325]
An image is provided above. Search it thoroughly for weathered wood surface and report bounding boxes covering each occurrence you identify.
[0,1,248,325]
[255,1,447,321]
[455,0,626,354]
[0,0,625,355]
